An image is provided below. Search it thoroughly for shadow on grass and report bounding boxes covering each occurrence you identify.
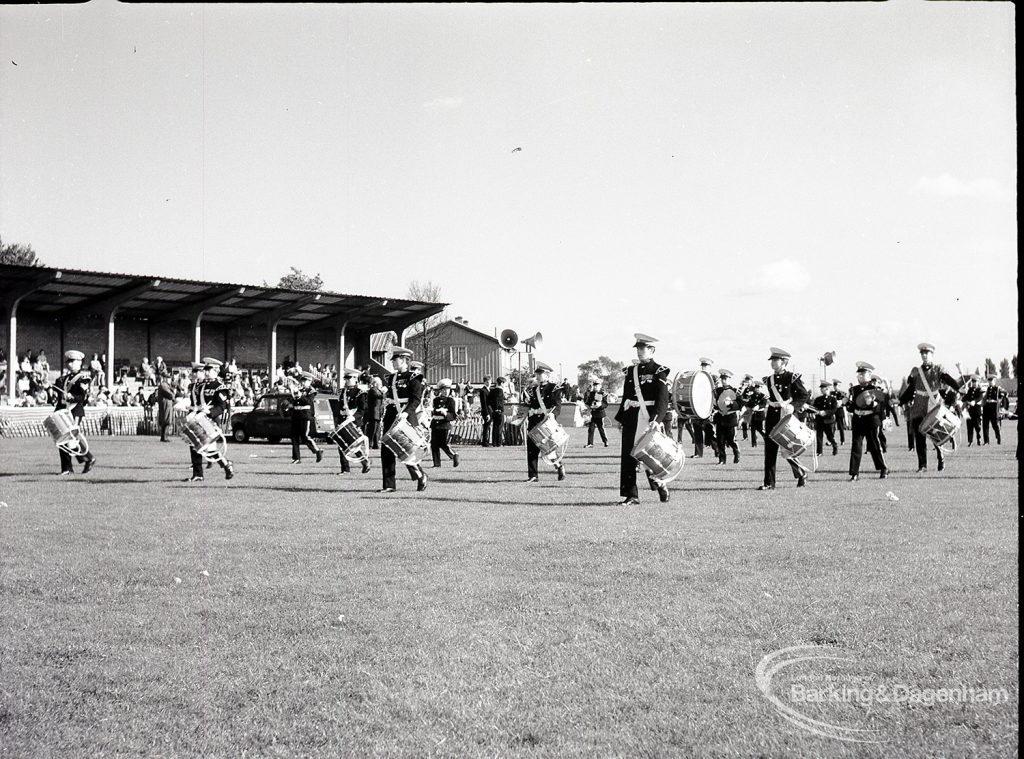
[357,494,618,508]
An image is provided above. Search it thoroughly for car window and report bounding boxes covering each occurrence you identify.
[260,397,277,412]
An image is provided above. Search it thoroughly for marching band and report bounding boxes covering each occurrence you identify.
[35,339,1011,499]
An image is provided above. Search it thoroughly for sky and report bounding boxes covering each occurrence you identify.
[0,1,1017,384]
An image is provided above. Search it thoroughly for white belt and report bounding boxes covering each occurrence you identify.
[385,399,408,407]
[915,390,930,396]
[623,400,655,409]
[854,409,876,416]
[767,401,788,407]
[528,409,548,416]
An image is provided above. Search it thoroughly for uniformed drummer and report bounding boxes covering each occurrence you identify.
[615,334,671,504]
[962,374,984,447]
[583,376,609,448]
[289,371,324,465]
[760,347,810,490]
[897,342,961,472]
[52,350,97,475]
[691,357,719,459]
[429,378,461,468]
[713,369,740,465]
[830,379,848,446]
[742,379,769,448]
[522,362,565,482]
[846,362,888,480]
[337,369,371,474]
[186,358,235,482]
[380,348,427,493]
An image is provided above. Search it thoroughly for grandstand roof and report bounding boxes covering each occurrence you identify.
[0,263,446,333]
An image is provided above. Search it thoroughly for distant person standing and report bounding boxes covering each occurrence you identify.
[478,376,493,446]
[363,375,384,449]
[156,374,177,442]
[981,374,1005,445]
[583,377,609,448]
[811,380,839,456]
[830,379,848,445]
[713,369,741,464]
[962,375,984,446]
[487,378,506,447]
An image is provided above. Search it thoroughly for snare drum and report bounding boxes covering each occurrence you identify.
[769,414,814,459]
[382,417,428,465]
[331,416,368,459]
[527,415,570,457]
[182,411,225,460]
[673,371,715,420]
[631,426,684,486]
[919,404,961,449]
[43,409,88,455]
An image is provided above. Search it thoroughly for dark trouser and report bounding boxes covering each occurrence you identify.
[982,408,1001,444]
[491,411,505,446]
[431,427,456,466]
[363,417,381,449]
[750,414,765,447]
[907,415,915,450]
[693,419,716,457]
[966,409,982,445]
[835,410,847,444]
[849,416,886,476]
[910,416,943,469]
[763,411,801,487]
[290,414,320,460]
[815,420,837,455]
[58,433,94,472]
[588,416,608,445]
[716,420,739,462]
[481,413,492,446]
[380,411,423,489]
[159,424,169,442]
[879,428,888,453]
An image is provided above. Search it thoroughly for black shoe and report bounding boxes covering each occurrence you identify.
[603,442,609,447]
[646,474,658,491]
[879,469,888,479]
[733,455,740,464]
[917,467,927,473]
[453,454,460,468]
[583,444,593,449]
[291,459,301,465]
[758,485,774,491]
[797,476,806,488]
[658,486,669,503]
[58,470,73,476]
[937,460,944,472]
[432,463,441,468]
[525,476,538,483]
[82,457,96,474]
[557,466,565,481]
[379,487,396,493]
[206,462,213,470]
[188,476,204,483]
[417,475,428,492]
[620,497,640,505]
[361,460,370,474]
[849,474,859,481]
[315,449,323,463]
[832,445,838,456]
[224,464,234,480]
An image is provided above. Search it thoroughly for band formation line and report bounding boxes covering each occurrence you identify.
[41,337,1011,503]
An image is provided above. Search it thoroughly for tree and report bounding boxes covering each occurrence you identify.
[576,356,625,395]
[1013,355,1018,379]
[0,236,42,266]
[999,358,1011,379]
[265,267,323,291]
[404,280,447,376]
[984,357,997,377]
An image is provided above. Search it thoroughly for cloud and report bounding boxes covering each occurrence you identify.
[734,258,811,296]
[422,96,463,113]
[916,174,1008,200]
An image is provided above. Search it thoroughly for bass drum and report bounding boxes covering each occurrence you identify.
[673,370,715,420]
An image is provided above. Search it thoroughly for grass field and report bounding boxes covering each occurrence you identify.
[0,425,1018,758]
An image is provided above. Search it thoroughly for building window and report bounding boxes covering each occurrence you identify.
[450,346,468,366]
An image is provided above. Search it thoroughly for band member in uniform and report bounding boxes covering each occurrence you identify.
[429,378,460,468]
[477,376,493,447]
[487,378,506,447]
[713,369,741,464]
[380,348,427,493]
[290,371,324,465]
[962,374,984,446]
[522,362,565,482]
[186,358,234,482]
[155,373,178,442]
[811,380,839,456]
[830,379,848,445]
[847,362,888,480]
[690,357,719,459]
[981,374,1005,445]
[615,334,671,504]
[52,350,97,475]
[583,377,609,448]
[738,374,754,441]
[743,380,769,448]
[759,348,810,490]
[336,369,371,474]
[898,342,961,472]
